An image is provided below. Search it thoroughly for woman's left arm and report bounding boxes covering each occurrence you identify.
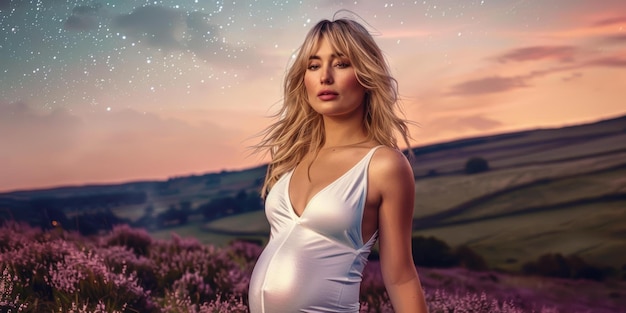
[372,148,428,313]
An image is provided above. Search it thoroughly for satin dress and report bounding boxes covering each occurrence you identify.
[248,146,382,313]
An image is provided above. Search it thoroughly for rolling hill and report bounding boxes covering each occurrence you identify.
[1,114,625,271]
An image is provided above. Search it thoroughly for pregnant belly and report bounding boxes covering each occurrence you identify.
[248,237,362,312]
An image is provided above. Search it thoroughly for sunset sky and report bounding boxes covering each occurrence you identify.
[1,0,625,192]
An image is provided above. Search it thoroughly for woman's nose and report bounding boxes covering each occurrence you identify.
[320,67,333,84]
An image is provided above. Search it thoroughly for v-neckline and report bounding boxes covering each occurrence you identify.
[286,146,379,219]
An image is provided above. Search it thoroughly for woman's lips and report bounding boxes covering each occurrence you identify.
[317,90,338,101]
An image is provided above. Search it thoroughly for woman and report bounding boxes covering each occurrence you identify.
[248,17,428,313]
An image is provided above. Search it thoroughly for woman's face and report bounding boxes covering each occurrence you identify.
[304,37,367,119]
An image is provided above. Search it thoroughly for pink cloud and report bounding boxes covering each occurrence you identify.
[592,16,626,27]
[587,55,626,67]
[448,76,529,96]
[496,46,578,63]
[603,34,626,44]
[447,32,625,97]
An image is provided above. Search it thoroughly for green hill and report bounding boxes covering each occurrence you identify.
[1,114,625,271]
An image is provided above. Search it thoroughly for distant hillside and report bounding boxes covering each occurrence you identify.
[409,114,626,176]
[2,114,624,198]
[1,114,625,271]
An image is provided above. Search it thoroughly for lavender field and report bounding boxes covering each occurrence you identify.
[1,222,624,313]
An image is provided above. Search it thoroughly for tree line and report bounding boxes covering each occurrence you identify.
[0,189,263,236]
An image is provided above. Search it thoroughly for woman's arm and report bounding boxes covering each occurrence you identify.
[372,147,428,313]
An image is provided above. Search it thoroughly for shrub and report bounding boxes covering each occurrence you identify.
[426,169,439,177]
[522,253,612,281]
[465,157,489,174]
[412,236,458,267]
[411,237,488,271]
[101,224,153,256]
[455,245,488,271]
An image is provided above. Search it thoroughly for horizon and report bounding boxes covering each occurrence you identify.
[2,1,626,192]
[2,112,622,194]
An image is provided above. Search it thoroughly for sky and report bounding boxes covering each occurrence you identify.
[1,0,625,192]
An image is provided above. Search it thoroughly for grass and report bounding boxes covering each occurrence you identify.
[145,221,238,246]
[414,199,626,270]
[440,165,626,223]
[203,210,269,234]
[148,211,269,246]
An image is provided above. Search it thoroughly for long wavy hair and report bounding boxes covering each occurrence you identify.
[255,18,413,197]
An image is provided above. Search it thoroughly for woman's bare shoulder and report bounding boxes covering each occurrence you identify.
[370,146,413,180]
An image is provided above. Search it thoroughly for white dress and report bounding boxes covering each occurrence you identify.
[248,146,382,313]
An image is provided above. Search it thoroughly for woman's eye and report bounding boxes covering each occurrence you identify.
[335,62,350,68]
[307,64,320,70]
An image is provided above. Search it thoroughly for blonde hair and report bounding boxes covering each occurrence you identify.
[255,18,413,197]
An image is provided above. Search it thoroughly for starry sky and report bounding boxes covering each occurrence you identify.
[1,0,625,192]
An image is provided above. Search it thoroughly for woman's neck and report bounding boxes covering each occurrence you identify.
[321,115,369,149]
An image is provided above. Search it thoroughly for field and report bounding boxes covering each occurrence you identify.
[1,115,625,272]
[185,115,626,271]
[412,153,626,270]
